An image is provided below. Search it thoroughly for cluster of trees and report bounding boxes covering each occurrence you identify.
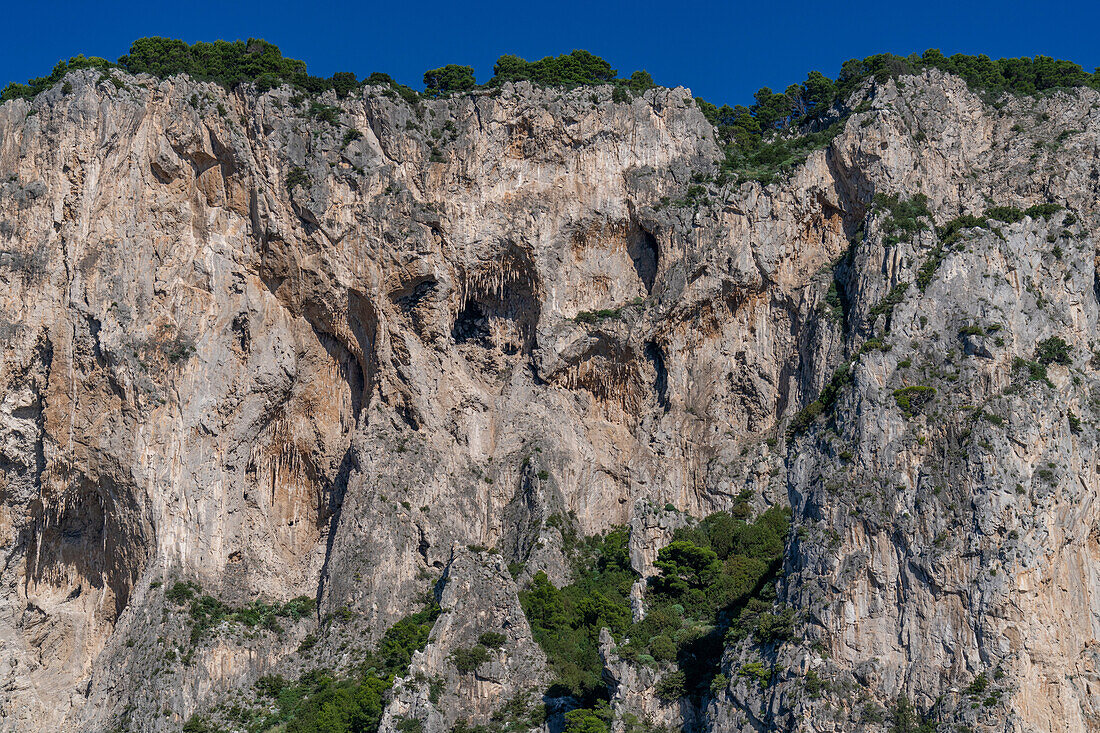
[2,39,655,104]
[5,39,1098,112]
[0,37,389,103]
[424,50,655,97]
[1,53,113,102]
[520,505,791,731]
[236,601,440,733]
[520,528,636,702]
[489,50,617,87]
[699,49,1100,162]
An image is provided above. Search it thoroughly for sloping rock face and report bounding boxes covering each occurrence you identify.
[0,65,1097,732]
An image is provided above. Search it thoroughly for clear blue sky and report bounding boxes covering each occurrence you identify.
[3,0,1099,105]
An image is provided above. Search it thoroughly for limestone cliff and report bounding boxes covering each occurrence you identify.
[0,62,1097,733]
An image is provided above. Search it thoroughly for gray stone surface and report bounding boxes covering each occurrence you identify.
[0,65,1096,732]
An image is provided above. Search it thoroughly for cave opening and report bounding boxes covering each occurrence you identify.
[453,300,491,345]
[645,340,670,410]
[628,226,659,293]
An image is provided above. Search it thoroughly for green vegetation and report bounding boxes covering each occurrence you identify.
[574,308,624,323]
[1013,357,1052,386]
[0,37,365,103]
[250,601,440,733]
[1,54,114,102]
[715,120,845,185]
[423,65,476,97]
[450,644,491,673]
[573,298,644,324]
[563,703,612,733]
[695,50,1100,186]
[521,507,791,712]
[1069,412,1082,433]
[891,695,937,733]
[916,213,991,291]
[985,205,1026,223]
[1034,336,1071,365]
[985,202,1063,224]
[869,283,910,322]
[1024,203,1064,220]
[120,38,311,89]
[489,50,616,87]
[286,166,310,193]
[875,193,931,244]
[787,361,855,436]
[892,386,936,416]
[520,529,635,701]
[478,631,507,648]
[165,581,315,645]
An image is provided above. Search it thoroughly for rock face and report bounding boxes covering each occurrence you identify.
[0,64,1098,732]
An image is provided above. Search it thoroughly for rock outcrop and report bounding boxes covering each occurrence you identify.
[0,62,1097,732]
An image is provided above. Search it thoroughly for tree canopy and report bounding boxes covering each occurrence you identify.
[488,50,618,87]
[422,64,477,97]
[0,40,653,104]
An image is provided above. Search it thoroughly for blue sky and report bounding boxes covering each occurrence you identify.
[3,0,1099,104]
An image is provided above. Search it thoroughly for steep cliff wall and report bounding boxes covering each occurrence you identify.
[0,64,1097,732]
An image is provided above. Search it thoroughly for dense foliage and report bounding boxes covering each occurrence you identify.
[520,528,636,702]
[1,54,113,102]
[7,38,1095,125]
[1,40,655,104]
[1,37,360,102]
[521,506,791,717]
[696,50,1100,185]
[165,580,315,645]
[246,602,440,733]
[423,64,477,97]
[488,50,617,87]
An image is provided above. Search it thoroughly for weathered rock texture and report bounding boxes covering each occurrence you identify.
[0,63,1098,732]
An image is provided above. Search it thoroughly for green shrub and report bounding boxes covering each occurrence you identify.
[298,633,318,653]
[655,670,686,699]
[253,602,439,732]
[396,717,424,733]
[737,661,771,687]
[869,283,910,321]
[166,580,199,604]
[753,607,796,644]
[563,703,612,733]
[966,672,989,695]
[875,193,931,244]
[286,167,310,192]
[342,128,363,147]
[182,715,216,733]
[626,70,656,92]
[788,361,854,436]
[477,631,506,649]
[1024,202,1063,220]
[489,50,617,87]
[306,101,340,124]
[892,386,935,416]
[985,205,1025,223]
[450,644,489,674]
[1069,412,1082,433]
[422,65,476,97]
[1,54,113,102]
[804,669,823,697]
[574,307,624,323]
[1013,357,1051,386]
[652,542,721,596]
[649,635,677,662]
[1035,336,1071,365]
